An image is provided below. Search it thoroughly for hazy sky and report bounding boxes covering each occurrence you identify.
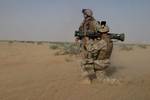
[0,0,150,43]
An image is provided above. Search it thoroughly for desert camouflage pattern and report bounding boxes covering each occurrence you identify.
[79,17,98,33]
[79,15,98,59]
[102,34,113,59]
[81,39,111,80]
[80,36,113,81]
[78,9,113,82]
[99,25,109,33]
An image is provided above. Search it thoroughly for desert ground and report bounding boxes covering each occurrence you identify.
[0,41,150,100]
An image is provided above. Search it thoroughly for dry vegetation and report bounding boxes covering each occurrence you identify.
[0,40,150,100]
[137,44,147,49]
[49,42,79,56]
[118,44,133,51]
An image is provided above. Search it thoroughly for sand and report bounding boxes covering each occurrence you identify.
[0,41,150,100]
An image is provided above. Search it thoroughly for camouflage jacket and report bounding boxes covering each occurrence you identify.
[86,39,108,60]
[79,17,99,33]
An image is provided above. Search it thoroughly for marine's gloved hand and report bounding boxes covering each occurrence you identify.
[94,59,110,70]
[87,47,94,52]
[87,48,98,54]
[81,59,94,65]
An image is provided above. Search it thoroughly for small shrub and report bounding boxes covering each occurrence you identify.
[137,44,147,49]
[62,43,79,55]
[119,44,133,51]
[8,41,13,44]
[20,41,25,43]
[54,51,60,56]
[54,50,65,56]
[37,42,43,45]
[65,57,73,62]
[26,41,35,44]
[52,43,80,55]
[50,45,59,50]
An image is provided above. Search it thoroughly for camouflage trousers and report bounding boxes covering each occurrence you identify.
[80,58,110,80]
[80,39,112,81]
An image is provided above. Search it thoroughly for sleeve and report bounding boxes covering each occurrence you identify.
[79,22,84,32]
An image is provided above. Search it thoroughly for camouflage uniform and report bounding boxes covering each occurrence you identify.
[81,37,111,81]
[78,9,96,82]
[99,25,113,60]
[79,9,113,82]
[79,9,98,60]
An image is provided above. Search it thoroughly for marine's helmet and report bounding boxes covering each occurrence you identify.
[82,9,93,17]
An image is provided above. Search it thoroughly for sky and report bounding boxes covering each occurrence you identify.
[0,0,150,43]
